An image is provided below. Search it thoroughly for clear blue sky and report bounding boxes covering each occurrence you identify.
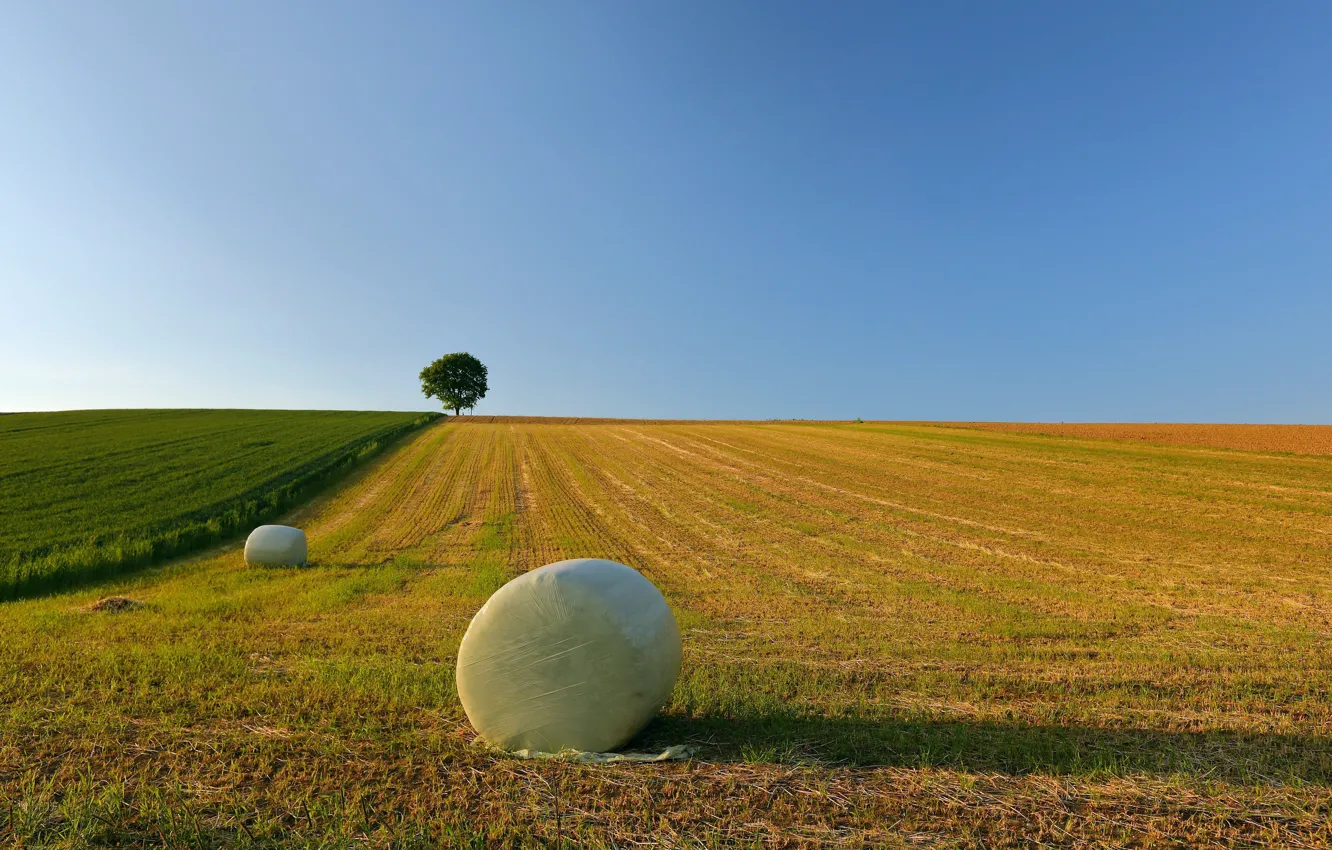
[3,2,1330,421]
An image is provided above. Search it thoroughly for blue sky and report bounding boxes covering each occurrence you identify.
[2,2,1330,421]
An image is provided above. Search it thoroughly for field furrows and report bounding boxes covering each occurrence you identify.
[297,420,1332,694]
[681,426,1332,611]
[588,427,1138,628]
[6,420,1332,847]
[306,422,456,557]
[949,421,1332,456]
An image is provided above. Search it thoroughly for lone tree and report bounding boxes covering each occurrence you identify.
[420,352,488,416]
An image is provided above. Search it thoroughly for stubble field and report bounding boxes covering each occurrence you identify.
[946,421,1332,456]
[3,418,1332,847]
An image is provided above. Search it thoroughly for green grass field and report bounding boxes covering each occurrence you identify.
[3,417,1332,847]
[0,409,437,598]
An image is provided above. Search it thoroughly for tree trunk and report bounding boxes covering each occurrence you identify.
[454,406,461,416]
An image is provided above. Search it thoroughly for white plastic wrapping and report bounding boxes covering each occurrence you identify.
[243,524,308,566]
[456,558,682,754]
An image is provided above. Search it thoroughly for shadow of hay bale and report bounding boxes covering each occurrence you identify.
[634,711,1332,785]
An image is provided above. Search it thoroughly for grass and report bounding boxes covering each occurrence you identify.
[2,418,1332,846]
[0,409,437,598]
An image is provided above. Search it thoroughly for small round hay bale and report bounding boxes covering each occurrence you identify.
[244,525,307,566]
[456,558,682,754]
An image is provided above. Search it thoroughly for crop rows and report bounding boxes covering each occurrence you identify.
[946,420,1332,455]
[0,409,436,597]
[3,419,1332,846]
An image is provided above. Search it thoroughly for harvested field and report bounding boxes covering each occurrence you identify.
[3,418,1332,847]
[455,415,779,425]
[941,421,1332,456]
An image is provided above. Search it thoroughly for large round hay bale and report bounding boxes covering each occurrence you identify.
[244,525,307,566]
[456,558,682,754]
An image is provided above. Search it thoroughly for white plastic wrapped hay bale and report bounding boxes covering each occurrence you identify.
[456,558,682,754]
[243,524,308,566]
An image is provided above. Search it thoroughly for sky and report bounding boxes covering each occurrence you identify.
[2,2,1330,421]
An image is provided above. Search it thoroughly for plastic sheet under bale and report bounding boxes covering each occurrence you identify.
[244,524,307,566]
[456,558,682,754]
[505,744,694,764]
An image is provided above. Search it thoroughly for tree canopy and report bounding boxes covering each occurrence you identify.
[419,353,488,416]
